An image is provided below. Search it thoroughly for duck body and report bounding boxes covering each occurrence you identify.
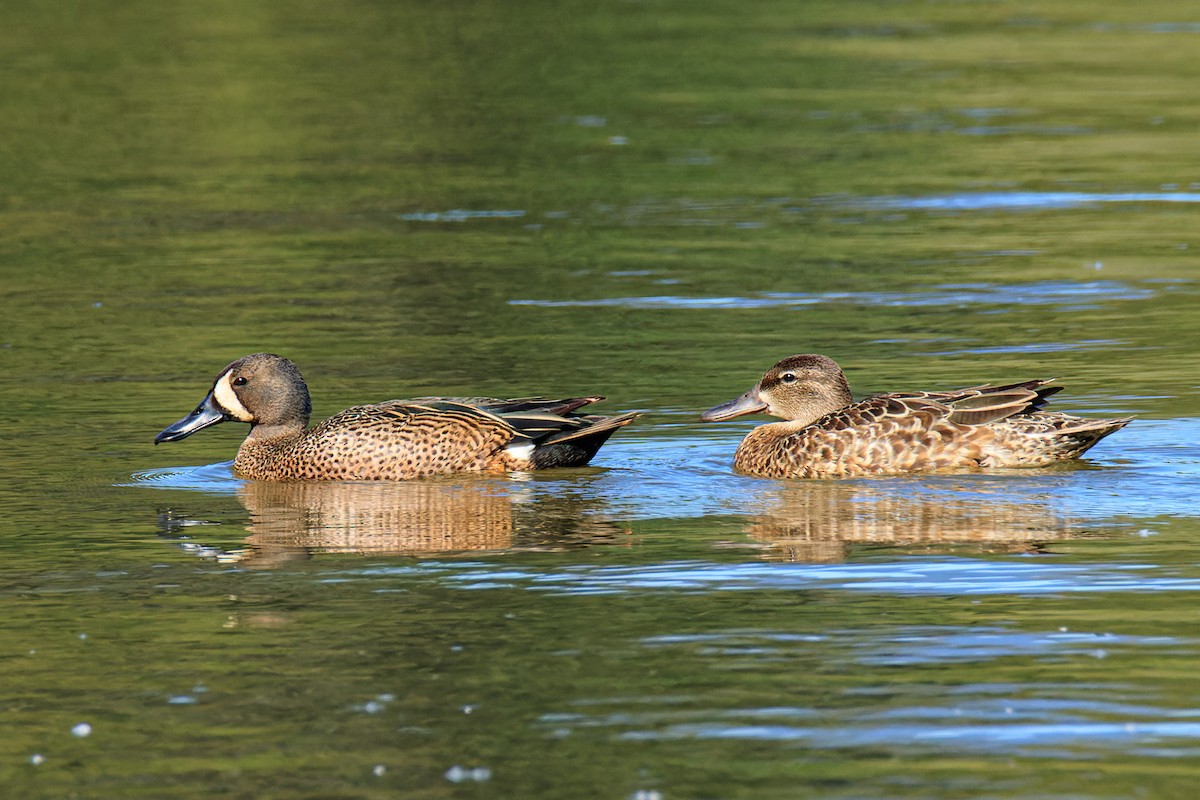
[702,354,1130,479]
[155,354,638,481]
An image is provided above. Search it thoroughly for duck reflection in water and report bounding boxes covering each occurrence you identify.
[742,477,1082,563]
[159,476,630,568]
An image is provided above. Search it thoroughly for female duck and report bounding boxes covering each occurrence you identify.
[156,353,638,481]
[701,354,1129,479]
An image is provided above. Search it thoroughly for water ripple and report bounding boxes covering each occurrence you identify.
[430,557,1200,597]
[511,280,1155,310]
[613,716,1200,757]
[642,626,1193,666]
[398,209,526,222]
[538,622,1200,758]
[854,191,1200,211]
[545,669,1200,758]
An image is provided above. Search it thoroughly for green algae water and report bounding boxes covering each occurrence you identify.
[3,1,1200,796]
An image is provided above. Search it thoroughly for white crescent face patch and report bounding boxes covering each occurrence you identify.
[212,370,254,422]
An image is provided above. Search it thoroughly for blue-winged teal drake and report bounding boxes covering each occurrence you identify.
[155,353,638,481]
[700,354,1130,479]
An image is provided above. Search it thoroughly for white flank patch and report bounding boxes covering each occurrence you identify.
[505,442,536,462]
[213,371,254,421]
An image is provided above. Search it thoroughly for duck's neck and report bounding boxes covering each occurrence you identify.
[245,421,307,443]
[774,381,852,427]
[778,403,839,428]
[234,424,306,481]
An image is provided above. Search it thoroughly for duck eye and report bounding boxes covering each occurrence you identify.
[233,376,248,386]
[780,372,797,384]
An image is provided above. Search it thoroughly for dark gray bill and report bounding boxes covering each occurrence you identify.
[154,392,228,444]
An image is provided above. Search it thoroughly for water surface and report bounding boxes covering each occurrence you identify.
[3,1,1200,797]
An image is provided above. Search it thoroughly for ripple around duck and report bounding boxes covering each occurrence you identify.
[510,280,1156,310]
[126,462,239,493]
[124,417,1200,525]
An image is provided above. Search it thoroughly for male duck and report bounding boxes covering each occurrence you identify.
[700,354,1130,479]
[155,353,638,481]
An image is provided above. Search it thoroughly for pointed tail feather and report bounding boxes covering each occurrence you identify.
[1053,416,1132,458]
[532,412,640,468]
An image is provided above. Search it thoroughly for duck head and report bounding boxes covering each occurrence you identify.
[700,354,853,426]
[155,353,312,444]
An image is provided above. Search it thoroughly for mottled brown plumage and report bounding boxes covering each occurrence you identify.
[155,353,638,481]
[701,354,1130,479]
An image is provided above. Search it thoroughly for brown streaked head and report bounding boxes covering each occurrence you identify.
[701,354,853,425]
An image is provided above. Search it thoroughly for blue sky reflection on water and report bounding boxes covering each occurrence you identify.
[510,279,1161,309]
[410,557,1200,598]
[540,625,1200,761]
[853,191,1200,212]
[607,715,1200,759]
